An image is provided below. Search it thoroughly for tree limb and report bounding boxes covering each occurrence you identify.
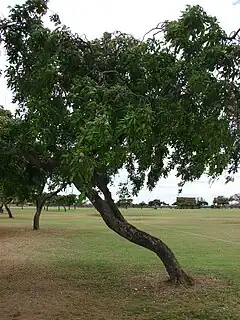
[142,22,165,41]
[226,28,240,40]
[93,171,126,221]
[44,185,65,201]
[0,147,57,171]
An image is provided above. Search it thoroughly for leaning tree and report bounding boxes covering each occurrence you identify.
[0,0,240,284]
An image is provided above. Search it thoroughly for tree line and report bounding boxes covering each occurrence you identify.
[0,193,85,215]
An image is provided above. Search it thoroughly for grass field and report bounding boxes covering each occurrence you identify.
[1,207,240,320]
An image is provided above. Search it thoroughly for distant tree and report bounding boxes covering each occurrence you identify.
[228,194,240,208]
[148,199,162,209]
[117,183,133,209]
[200,200,208,206]
[173,197,207,209]
[161,202,169,206]
[65,194,77,210]
[139,201,147,209]
[117,198,133,209]
[213,196,229,207]
[51,195,67,211]
[229,193,240,203]
[197,199,208,207]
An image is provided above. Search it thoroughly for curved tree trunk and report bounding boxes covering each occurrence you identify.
[33,200,43,230]
[4,203,14,219]
[74,178,193,285]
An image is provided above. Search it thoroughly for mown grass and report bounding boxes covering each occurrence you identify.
[1,207,240,319]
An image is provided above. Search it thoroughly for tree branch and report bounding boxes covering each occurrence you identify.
[226,28,240,40]
[93,172,126,221]
[0,147,57,171]
[44,185,65,201]
[142,22,165,41]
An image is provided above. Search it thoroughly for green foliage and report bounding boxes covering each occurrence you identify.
[116,183,133,208]
[0,113,43,204]
[45,193,81,209]
[213,196,229,206]
[173,197,208,209]
[139,201,147,209]
[0,1,239,197]
[229,193,240,203]
[148,199,162,208]
[0,106,64,208]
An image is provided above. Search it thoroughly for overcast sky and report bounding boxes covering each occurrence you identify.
[1,0,240,204]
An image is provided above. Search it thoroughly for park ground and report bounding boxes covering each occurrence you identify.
[0,207,240,320]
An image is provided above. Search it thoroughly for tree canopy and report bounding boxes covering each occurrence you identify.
[148,199,162,208]
[229,193,240,203]
[213,196,229,206]
[1,2,239,189]
[0,0,240,284]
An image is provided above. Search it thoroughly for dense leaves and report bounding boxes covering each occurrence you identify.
[0,1,239,195]
[0,2,239,194]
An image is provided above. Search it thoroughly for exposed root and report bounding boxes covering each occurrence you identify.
[166,271,195,287]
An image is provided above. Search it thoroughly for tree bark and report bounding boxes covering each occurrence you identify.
[4,203,14,219]
[33,200,43,230]
[74,177,193,285]
[0,204,3,213]
[33,186,64,230]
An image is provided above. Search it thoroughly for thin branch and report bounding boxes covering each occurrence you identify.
[226,28,240,40]
[112,30,134,38]
[142,22,165,41]
[44,185,65,201]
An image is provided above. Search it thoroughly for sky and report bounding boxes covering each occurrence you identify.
[0,0,240,204]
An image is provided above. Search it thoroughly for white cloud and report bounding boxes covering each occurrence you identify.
[1,0,240,205]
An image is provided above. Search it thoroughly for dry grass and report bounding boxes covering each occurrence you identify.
[0,227,118,320]
[1,208,240,319]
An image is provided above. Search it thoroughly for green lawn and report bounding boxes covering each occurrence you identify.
[1,207,240,319]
